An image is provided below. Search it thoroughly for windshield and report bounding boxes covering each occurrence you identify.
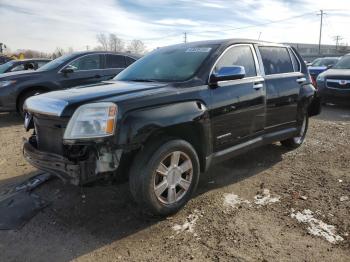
[311,58,339,67]
[37,53,77,72]
[333,55,350,69]
[115,44,218,82]
[0,61,15,73]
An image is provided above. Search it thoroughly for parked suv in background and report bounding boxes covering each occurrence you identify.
[0,59,51,74]
[23,39,320,216]
[308,57,340,85]
[0,51,139,115]
[317,53,350,105]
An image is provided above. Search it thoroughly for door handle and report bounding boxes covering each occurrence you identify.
[95,75,101,79]
[296,77,306,83]
[253,83,263,90]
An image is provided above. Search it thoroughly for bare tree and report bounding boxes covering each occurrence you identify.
[127,40,146,54]
[109,34,124,52]
[96,33,109,51]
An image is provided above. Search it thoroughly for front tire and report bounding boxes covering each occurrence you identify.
[17,90,43,118]
[281,112,308,148]
[129,138,200,216]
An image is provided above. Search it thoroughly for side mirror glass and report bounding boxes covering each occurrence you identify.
[61,65,76,74]
[209,66,246,86]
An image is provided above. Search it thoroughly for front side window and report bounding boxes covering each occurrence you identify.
[214,45,257,77]
[68,54,102,71]
[106,55,126,68]
[259,47,294,75]
[115,44,218,82]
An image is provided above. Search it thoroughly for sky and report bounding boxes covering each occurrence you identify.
[0,0,350,53]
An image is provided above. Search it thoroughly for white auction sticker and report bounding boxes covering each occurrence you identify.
[185,47,212,53]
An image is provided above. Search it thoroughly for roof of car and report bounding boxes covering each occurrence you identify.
[165,38,287,48]
[70,51,141,59]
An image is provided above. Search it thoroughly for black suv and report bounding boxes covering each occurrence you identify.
[317,53,350,105]
[0,59,51,74]
[23,39,320,216]
[0,51,139,115]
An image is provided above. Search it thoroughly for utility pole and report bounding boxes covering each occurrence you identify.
[334,35,343,50]
[318,10,324,55]
[184,32,187,43]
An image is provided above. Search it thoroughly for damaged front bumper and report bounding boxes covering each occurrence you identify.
[23,139,82,185]
[23,138,122,185]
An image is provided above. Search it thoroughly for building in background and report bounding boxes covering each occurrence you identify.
[285,43,350,62]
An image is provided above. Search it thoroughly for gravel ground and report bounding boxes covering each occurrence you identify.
[0,105,349,262]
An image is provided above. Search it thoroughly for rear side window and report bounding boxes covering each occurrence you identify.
[214,45,257,77]
[106,55,126,68]
[289,49,301,72]
[259,47,294,75]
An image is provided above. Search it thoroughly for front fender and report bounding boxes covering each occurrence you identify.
[117,100,211,152]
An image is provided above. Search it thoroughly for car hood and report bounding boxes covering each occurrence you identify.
[0,70,43,80]
[24,80,172,117]
[321,69,350,78]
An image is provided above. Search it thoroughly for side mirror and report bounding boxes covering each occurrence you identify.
[326,64,333,69]
[61,65,75,74]
[209,66,246,86]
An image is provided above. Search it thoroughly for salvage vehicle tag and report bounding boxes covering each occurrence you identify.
[185,47,212,53]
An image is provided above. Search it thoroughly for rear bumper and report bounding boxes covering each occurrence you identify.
[23,139,82,185]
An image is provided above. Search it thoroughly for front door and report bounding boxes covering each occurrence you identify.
[59,54,104,88]
[209,44,266,152]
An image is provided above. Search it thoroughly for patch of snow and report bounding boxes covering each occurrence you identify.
[340,196,349,202]
[254,189,280,206]
[223,193,250,208]
[172,209,202,234]
[291,209,344,244]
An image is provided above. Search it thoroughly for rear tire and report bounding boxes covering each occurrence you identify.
[17,89,44,118]
[281,112,308,149]
[129,138,200,216]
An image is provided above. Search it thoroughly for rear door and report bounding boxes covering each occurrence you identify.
[257,46,304,129]
[59,54,104,88]
[103,54,128,80]
[210,44,266,152]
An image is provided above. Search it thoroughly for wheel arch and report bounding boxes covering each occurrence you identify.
[16,86,51,112]
[118,101,212,172]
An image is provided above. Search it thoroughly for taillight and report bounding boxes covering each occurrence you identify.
[310,74,317,88]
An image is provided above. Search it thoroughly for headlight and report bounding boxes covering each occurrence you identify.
[0,80,16,87]
[64,102,117,140]
[317,74,325,81]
